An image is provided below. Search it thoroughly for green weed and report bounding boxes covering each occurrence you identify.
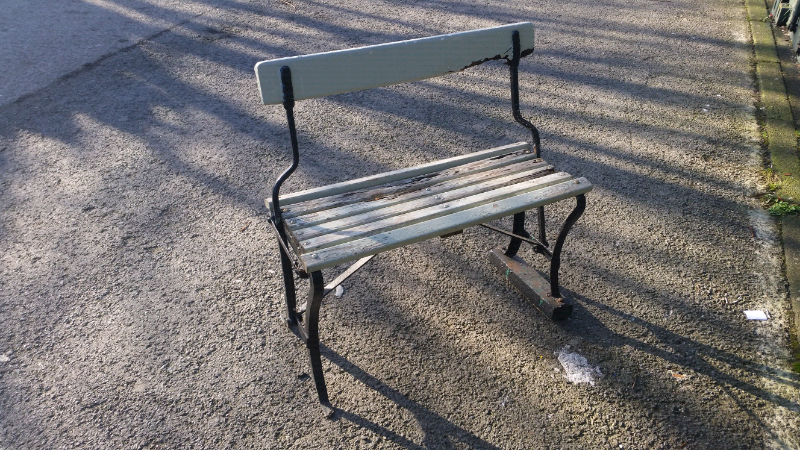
[759,191,800,215]
[768,200,800,215]
[762,168,780,192]
[791,330,800,374]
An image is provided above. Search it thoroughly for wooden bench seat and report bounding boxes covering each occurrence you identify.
[270,142,591,272]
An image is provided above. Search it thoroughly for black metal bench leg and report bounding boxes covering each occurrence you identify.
[278,238,300,327]
[505,212,528,257]
[505,209,549,258]
[536,205,548,250]
[304,271,330,405]
[549,194,586,298]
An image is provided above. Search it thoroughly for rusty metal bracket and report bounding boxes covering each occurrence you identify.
[479,223,552,258]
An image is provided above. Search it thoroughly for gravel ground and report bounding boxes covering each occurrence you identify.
[1,0,799,449]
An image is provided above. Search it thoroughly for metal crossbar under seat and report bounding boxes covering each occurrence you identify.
[255,22,592,406]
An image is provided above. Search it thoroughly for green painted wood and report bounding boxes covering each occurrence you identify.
[255,22,535,105]
[288,158,550,231]
[301,177,592,272]
[268,142,531,212]
[299,171,572,252]
[281,148,538,219]
[291,164,556,242]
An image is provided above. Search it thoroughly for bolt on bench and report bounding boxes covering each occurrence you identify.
[255,22,592,406]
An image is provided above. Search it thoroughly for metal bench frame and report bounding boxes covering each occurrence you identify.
[256,24,590,406]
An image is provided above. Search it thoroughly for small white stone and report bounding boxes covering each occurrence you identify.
[334,285,344,298]
[0,355,10,363]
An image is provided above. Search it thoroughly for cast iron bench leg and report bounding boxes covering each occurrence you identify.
[277,237,330,405]
[278,242,300,327]
[304,271,330,405]
[504,211,528,257]
[549,194,586,298]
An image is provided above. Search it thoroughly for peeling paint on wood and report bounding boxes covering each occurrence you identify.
[255,22,535,104]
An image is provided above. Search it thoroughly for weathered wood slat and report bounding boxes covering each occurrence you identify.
[301,177,592,272]
[270,142,530,212]
[298,172,575,253]
[291,164,556,242]
[289,158,551,231]
[281,146,537,219]
[255,23,535,105]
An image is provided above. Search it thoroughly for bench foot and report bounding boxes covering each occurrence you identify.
[488,248,573,320]
[280,266,330,405]
[303,271,330,405]
[307,341,330,406]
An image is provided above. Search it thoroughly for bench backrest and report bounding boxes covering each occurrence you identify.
[254,22,534,105]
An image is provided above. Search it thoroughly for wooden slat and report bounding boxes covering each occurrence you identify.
[255,23,535,105]
[299,171,575,253]
[288,158,550,230]
[291,164,556,242]
[281,147,537,219]
[268,142,530,212]
[301,178,592,272]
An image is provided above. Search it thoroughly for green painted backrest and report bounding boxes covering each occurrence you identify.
[255,22,534,105]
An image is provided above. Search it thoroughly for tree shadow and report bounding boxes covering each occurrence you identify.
[321,344,504,450]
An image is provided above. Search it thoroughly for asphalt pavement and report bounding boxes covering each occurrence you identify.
[1,0,799,449]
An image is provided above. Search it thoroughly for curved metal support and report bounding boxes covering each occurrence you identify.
[284,271,329,405]
[549,194,586,298]
[271,66,309,285]
[505,211,529,257]
[271,66,301,223]
[510,30,541,157]
[303,271,329,405]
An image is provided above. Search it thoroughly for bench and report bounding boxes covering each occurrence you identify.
[254,22,592,406]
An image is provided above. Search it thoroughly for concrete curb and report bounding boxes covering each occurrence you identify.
[750,0,800,368]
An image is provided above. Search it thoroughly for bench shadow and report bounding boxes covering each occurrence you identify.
[320,343,503,450]
[553,290,800,448]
